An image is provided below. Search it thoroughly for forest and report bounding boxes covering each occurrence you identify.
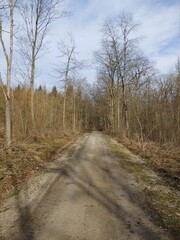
[0,1,179,146]
[0,0,179,184]
[0,1,180,239]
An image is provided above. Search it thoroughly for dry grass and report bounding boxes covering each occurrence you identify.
[0,134,77,205]
[106,136,180,238]
[117,136,180,189]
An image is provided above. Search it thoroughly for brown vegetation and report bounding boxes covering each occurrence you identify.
[0,133,79,205]
[107,137,180,237]
[0,82,92,204]
[0,5,179,234]
[93,12,180,147]
[117,136,180,189]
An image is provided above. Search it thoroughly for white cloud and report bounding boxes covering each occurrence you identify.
[0,0,179,88]
[136,2,179,54]
[45,0,180,85]
[155,55,178,73]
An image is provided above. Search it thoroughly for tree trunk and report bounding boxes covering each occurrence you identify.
[5,98,11,148]
[122,78,129,136]
[63,89,66,131]
[124,103,129,137]
[122,33,129,137]
[30,55,35,126]
[111,95,114,131]
[5,0,14,149]
[62,48,74,132]
[110,76,115,132]
[73,91,76,132]
[117,80,120,131]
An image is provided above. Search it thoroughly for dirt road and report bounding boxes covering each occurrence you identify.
[0,132,173,240]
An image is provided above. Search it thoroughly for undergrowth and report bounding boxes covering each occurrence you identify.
[106,136,180,238]
[117,136,180,190]
[0,134,76,205]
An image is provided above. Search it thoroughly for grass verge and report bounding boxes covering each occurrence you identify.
[118,136,180,190]
[106,136,180,238]
[0,134,79,205]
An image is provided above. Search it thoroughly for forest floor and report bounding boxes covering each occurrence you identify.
[0,132,179,240]
[107,136,180,238]
[116,136,180,190]
[0,133,79,205]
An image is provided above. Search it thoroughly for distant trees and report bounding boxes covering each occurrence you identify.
[93,11,180,145]
[0,0,94,148]
[94,12,151,136]
[0,0,73,148]
[0,6,179,148]
[9,78,92,140]
[94,56,180,145]
[54,33,84,132]
[143,70,180,144]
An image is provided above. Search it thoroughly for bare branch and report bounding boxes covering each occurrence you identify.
[0,72,7,100]
[0,15,9,64]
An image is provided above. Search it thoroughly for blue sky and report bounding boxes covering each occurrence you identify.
[0,0,180,89]
[42,0,180,88]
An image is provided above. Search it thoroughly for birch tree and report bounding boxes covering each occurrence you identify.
[0,0,17,148]
[19,0,68,127]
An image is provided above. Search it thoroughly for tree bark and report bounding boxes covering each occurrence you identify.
[5,98,11,148]
[73,90,76,132]
[4,0,14,149]
[62,46,74,132]
[110,77,115,131]
[122,33,129,137]
[30,56,35,125]
[63,87,67,131]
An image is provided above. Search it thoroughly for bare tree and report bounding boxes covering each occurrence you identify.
[94,12,156,137]
[94,41,117,131]
[0,0,17,149]
[116,12,140,136]
[19,0,68,127]
[55,33,84,132]
[101,18,121,131]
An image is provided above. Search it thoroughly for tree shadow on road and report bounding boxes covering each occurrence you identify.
[4,162,35,240]
[47,160,165,240]
[1,137,171,240]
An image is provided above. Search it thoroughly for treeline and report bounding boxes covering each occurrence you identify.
[93,12,180,145]
[0,0,90,148]
[0,81,93,140]
[0,2,179,148]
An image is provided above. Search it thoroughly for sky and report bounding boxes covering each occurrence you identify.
[1,0,180,89]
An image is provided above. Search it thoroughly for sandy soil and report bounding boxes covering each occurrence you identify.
[0,132,174,240]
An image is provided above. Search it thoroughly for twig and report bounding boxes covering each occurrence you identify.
[0,72,7,100]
